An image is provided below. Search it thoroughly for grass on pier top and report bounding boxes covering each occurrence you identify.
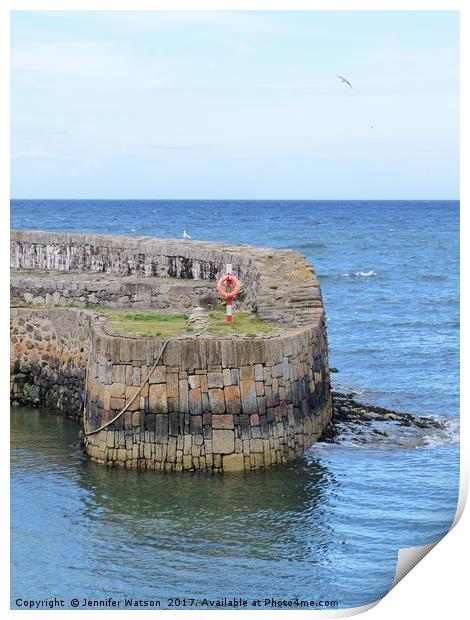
[105,307,277,338]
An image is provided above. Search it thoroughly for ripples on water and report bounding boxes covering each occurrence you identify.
[10,200,459,608]
[11,408,458,608]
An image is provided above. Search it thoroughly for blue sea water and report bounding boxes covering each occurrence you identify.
[10,200,459,609]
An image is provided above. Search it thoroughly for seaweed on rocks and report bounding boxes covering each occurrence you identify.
[321,391,445,445]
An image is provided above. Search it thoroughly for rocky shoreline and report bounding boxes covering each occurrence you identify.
[321,390,445,444]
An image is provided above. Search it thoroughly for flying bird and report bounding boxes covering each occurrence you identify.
[337,75,352,88]
[183,230,192,239]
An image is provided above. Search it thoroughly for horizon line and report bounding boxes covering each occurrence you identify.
[10,197,460,202]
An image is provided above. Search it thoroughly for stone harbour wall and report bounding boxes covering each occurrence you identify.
[10,230,325,326]
[10,230,260,311]
[10,272,220,311]
[84,321,331,471]
[10,230,332,471]
[10,307,92,418]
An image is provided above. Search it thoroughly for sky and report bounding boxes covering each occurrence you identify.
[10,10,459,199]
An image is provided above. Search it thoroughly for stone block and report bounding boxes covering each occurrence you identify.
[189,387,202,415]
[212,429,234,454]
[179,379,189,411]
[118,340,133,363]
[155,413,168,438]
[255,381,265,396]
[190,416,202,434]
[207,371,224,388]
[132,366,141,386]
[254,364,264,381]
[221,339,238,368]
[253,453,265,467]
[201,392,210,413]
[240,365,254,381]
[169,412,179,436]
[272,378,280,406]
[145,414,156,431]
[149,383,168,413]
[212,414,234,430]
[113,365,126,384]
[167,397,179,412]
[265,385,273,408]
[167,436,177,462]
[222,368,232,386]
[240,380,258,415]
[282,356,290,380]
[209,388,225,414]
[110,397,125,411]
[149,365,166,384]
[167,372,179,398]
[222,453,245,471]
[183,434,192,454]
[257,396,267,415]
[223,385,241,414]
[188,375,200,389]
[250,438,263,453]
[102,387,111,410]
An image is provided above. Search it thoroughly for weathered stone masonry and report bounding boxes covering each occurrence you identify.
[10,307,92,418]
[10,230,332,472]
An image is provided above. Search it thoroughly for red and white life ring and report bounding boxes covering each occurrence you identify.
[216,274,241,300]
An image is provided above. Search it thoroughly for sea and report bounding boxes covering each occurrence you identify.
[10,200,459,609]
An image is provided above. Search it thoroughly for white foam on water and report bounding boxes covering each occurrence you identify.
[314,414,459,452]
[340,270,377,277]
[354,270,377,277]
[421,416,460,447]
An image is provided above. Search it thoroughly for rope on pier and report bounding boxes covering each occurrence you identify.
[82,328,207,437]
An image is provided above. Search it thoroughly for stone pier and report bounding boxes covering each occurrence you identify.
[10,230,332,472]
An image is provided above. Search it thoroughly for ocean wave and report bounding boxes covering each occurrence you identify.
[421,416,460,448]
[354,270,377,277]
[337,270,377,278]
[314,414,459,452]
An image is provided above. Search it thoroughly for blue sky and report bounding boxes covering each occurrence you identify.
[11,11,459,199]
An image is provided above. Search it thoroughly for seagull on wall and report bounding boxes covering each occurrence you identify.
[337,75,352,88]
[183,230,192,239]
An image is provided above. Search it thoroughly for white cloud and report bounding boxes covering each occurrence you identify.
[38,10,293,36]
[11,40,171,90]
[11,147,43,160]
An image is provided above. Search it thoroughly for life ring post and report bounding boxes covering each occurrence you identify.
[216,264,241,324]
[226,264,233,323]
